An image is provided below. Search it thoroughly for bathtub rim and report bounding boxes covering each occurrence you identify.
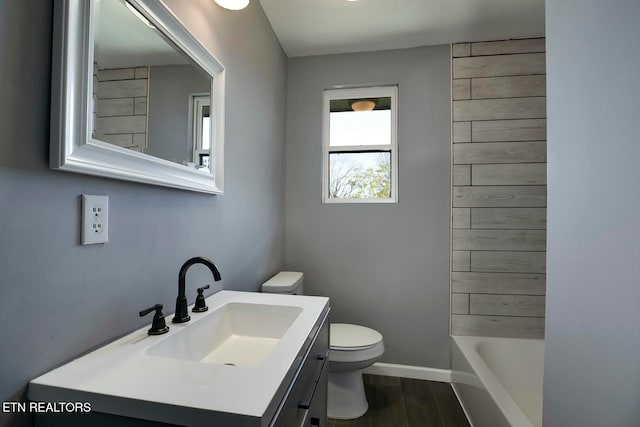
[452,335,543,427]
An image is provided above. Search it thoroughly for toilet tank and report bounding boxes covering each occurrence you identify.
[262,271,304,295]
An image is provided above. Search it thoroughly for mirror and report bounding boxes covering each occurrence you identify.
[51,0,225,194]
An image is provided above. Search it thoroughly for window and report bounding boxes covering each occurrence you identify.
[190,94,212,169]
[322,86,398,203]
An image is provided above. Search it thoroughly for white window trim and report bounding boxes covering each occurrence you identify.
[322,86,399,204]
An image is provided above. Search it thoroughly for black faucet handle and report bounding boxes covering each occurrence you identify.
[193,285,210,313]
[139,303,162,317]
[139,304,170,335]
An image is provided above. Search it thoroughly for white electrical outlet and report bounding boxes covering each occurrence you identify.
[81,195,109,245]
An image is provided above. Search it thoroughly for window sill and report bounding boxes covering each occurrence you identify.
[322,197,398,204]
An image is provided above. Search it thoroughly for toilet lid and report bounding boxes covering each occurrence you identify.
[330,323,383,350]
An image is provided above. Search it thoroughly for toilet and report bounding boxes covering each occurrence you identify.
[262,271,384,420]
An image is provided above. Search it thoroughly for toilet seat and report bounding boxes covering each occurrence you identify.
[329,324,384,364]
[330,323,383,350]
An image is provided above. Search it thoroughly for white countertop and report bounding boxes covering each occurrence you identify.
[29,291,329,426]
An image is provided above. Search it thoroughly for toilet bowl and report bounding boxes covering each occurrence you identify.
[262,272,385,420]
[327,323,384,419]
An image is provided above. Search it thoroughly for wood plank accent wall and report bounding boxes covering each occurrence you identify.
[92,64,149,152]
[451,38,547,338]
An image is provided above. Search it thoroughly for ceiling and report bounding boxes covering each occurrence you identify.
[258,0,545,58]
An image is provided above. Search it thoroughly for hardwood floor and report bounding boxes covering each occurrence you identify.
[327,375,470,427]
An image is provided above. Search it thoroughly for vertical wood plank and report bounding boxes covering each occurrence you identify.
[452,251,471,272]
[452,208,471,228]
[453,165,471,186]
[134,66,149,79]
[453,122,471,143]
[452,43,471,57]
[134,98,147,115]
[452,79,471,100]
[132,134,146,147]
[452,293,470,314]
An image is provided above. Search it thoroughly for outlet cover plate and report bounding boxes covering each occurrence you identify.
[81,195,109,245]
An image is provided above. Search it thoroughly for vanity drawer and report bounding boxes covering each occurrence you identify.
[271,310,329,427]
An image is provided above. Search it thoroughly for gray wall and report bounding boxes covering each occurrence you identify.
[285,46,452,368]
[0,1,286,426]
[147,64,210,164]
[543,0,640,426]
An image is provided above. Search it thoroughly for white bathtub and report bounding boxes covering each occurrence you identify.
[452,336,544,427]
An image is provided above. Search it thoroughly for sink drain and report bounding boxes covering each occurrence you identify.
[223,362,236,366]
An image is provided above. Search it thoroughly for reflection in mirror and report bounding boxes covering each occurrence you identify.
[190,94,211,168]
[92,0,212,171]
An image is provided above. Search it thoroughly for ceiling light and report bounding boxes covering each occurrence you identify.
[214,0,249,10]
[350,100,376,112]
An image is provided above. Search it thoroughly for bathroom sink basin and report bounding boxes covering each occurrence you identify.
[29,290,329,426]
[146,302,303,366]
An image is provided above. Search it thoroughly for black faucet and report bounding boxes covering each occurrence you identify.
[173,257,221,324]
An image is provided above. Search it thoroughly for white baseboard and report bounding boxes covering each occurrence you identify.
[363,362,452,383]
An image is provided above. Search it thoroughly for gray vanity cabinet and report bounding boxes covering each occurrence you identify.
[271,310,329,427]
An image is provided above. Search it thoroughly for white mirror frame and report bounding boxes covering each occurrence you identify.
[50,0,225,194]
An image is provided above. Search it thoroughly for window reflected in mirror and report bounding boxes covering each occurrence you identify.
[191,95,211,170]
